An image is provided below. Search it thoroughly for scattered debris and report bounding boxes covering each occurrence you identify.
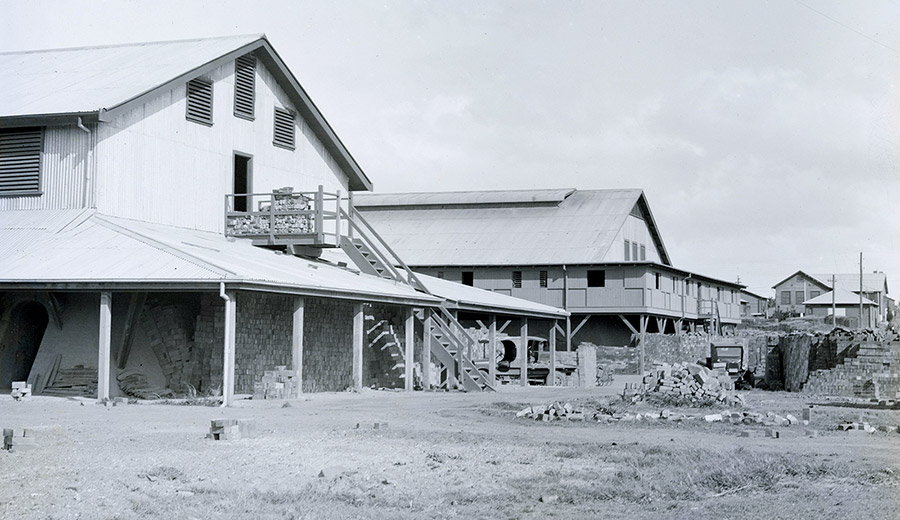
[318,465,351,479]
[207,418,256,440]
[540,494,559,504]
[41,365,98,397]
[515,402,587,422]
[11,381,31,400]
[2,428,36,451]
[117,370,171,400]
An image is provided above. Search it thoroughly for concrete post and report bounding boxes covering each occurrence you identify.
[422,309,433,389]
[292,297,304,394]
[352,303,364,390]
[222,291,236,407]
[97,292,112,401]
[549,321,557,386]
[520,317,528,387]
[404,307,415,391]
[488,315,497,387]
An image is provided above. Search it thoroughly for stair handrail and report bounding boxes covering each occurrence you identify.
[341,207,432,295]
[340,208,407,282]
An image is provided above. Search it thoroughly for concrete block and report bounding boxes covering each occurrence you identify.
[764,429,780,439]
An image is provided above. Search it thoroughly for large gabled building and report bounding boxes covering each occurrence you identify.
[0,36,566,402]
[356,188,744,353]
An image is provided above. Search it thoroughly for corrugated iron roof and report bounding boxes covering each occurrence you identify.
[804,288,876,306]
[0,35,262,118]
[0,210,439,305]
[810,273,889,295]
[355,188,671,266]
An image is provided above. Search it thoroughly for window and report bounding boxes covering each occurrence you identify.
[233,54,256,120]
[654,273,660,290]
[587,270,606,288]
[624,240,631,261]
[273,108,296,149]
[717,287,722,300]
[640,244,646,261]
[186,78,214,125]
[795,291,805,304]
[437,271,444,279]
[781,291,791,305]
[461,271,474,286]
[539,270,548,288]
[512,271,522,289]
[810,290,821,299]
[0,127,42,195]
[632,242,639,262]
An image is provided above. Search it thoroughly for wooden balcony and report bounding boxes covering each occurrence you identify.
[224,186,344,249]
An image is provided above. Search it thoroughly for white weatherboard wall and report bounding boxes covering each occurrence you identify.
[0,124,94,211]
[94,55,350,233]
[604,214,662,263]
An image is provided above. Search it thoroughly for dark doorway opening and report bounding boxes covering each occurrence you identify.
[0,302,49,389]
[233,153,252,212]
[461,271,474,286]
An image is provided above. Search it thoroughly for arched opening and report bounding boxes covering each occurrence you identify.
[0,302,49,389]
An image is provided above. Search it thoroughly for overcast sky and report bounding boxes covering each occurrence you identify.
[2,0,898,297]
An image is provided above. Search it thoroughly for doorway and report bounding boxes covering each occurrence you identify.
[0,302,49,389]
[233,153,252,212]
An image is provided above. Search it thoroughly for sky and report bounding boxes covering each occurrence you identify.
[2,0,898,297]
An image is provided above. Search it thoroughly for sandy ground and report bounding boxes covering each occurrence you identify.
[1,382,899,519]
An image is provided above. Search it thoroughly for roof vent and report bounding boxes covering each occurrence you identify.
[0,128,42,194]
[186,78,214,126]
[273,107,296,150]
[233,54,256,120]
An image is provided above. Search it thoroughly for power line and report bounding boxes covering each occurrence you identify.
[793,0,900,56]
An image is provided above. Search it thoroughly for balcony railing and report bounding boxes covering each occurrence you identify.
[224,185,344,248]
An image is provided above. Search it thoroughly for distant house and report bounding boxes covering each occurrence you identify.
[739,289,770,317]
[356,189,744,353]
[772,270,890,323]
[803,289,877,328]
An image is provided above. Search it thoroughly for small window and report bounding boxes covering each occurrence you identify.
[781,291,791,305]
[539,270,548,288]
[640,244,646,261]
[461,271,474,286]
[810,290,821,299]
[717,287,722,300]
[273,108,296,149]
[588,270,605,288]
[0,127,42,195]
[437,271,444,279]
[512,271,522,289]
[233,54,256,120]
[654,273,660,290]
[795,291,805,304]
[624,240,631,261]
[186,78,214,126]
[632,242,639,262]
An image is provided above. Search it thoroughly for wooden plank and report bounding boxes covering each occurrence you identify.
[292,297,304,394]
[117,292,146,370]
[352,303,364,390]
[498,320,511,334]
[97,292,112,401]
[571,315,591,337]
[404,307,415,391]
[618,314,639,335]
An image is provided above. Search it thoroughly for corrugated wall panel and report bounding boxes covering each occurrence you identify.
[0,125,91,211]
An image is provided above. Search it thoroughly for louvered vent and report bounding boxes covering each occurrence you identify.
[186,78,214,125]
[0,128,42,194]
[233,54,256,120]
[273,108,296,149]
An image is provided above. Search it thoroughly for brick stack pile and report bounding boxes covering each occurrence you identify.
[252,366,299,399]
[207,418,256,441]
[3,428,36,451]
[142,302,198,393]
[10,382,31,400]
[639,362,744,406]
[803,340,900,400]
[516,402,587,421]
[272,188,314,235]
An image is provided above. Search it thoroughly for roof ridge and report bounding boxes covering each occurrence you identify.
[358,188,578,197]
[0,34,265,56]
[91,214,234,278]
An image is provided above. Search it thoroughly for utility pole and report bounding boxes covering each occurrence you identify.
[831,274,836,328]
[859,252,864,328]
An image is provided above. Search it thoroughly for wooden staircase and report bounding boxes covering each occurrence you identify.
[365,316,412,388]
[340,206,493,392]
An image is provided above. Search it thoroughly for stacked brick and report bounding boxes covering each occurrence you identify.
[640,362,743,405]
[207,418,256,440]
[803,340,900,400]
[141,301,199,392]
[10,381,31,400]
[301,298,354,392]
[232,293,293,393]
[253,366,299,399]
[226,188,314,236]
[192,294,224,393]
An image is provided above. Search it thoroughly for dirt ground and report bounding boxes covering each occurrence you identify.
[2,383,899,520]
